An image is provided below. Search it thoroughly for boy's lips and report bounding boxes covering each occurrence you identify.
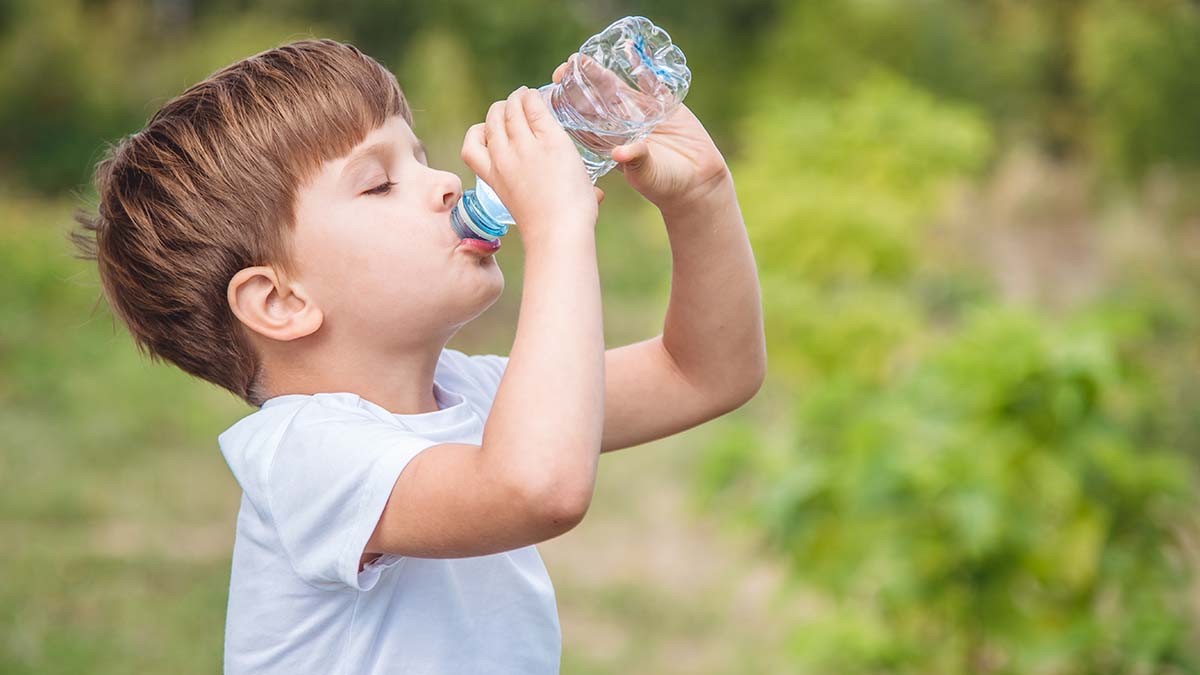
[456,237,502,255]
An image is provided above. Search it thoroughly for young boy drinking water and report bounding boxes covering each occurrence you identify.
[74,38,765,674]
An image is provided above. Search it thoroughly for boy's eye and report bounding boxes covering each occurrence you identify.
[364,181,396,196]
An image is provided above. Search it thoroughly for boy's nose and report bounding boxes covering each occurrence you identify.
[435,171,463,211]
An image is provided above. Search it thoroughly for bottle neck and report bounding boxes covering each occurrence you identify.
[452,189,507,241]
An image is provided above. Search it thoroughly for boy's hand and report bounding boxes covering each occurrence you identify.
[461,86,604,249]
[552,57,731,214]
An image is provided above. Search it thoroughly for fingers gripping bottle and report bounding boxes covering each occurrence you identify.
[450,15,692,242]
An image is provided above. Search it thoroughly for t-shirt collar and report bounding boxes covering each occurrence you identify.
[260,380,473,429]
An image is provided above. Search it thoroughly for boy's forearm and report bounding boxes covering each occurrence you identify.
[658,173,766,400]
[482,227,605,512]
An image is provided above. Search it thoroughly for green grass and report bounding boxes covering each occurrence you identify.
[0,555,230,674]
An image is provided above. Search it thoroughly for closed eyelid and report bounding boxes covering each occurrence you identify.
[341,138,428,191]
[354,158,420,190]
[343,160,387,192]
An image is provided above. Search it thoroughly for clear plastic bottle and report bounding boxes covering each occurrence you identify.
[450,15,692,242]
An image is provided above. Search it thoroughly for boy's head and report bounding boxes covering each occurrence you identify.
[73,39,504,408]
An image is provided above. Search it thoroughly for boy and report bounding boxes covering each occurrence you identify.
[74,39,765,673]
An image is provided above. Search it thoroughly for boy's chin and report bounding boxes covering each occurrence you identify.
[456,268,505,318]
[470,257,504,287]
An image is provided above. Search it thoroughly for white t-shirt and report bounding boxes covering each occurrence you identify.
[217,348,560,674]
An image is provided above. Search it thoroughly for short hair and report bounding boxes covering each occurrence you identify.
[72,39,412,407]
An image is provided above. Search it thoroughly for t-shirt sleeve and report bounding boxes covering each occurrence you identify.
[264,401,438,592]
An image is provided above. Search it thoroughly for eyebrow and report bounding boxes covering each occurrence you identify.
[340,138,428,182]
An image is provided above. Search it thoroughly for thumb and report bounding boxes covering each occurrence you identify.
[612,141,649,171]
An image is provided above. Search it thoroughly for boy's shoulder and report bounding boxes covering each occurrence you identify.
[220,389,377,445]
[217,348,507,456]
[217,347,508,444]
[216,392,379,502]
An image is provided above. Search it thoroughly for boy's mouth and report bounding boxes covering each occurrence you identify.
[456,237,502,255]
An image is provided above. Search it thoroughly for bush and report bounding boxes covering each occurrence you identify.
[698,63,1199,673]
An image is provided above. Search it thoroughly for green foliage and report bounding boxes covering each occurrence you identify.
[0,0,337,194]
[0,0,780,196]
[743,73,991,284]
[697,26,1199,672]
[1077,0,1200,176]
[754,0,1200,174]
[741,72,991,380]
[766,309,1195,673]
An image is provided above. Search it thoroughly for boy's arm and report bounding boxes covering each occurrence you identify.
[542,61,766,454]
[365,88,605,559]
[365,216,602,559]
[600,173,766,453]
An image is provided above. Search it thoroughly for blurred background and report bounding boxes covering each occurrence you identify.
[3,0,1200,672]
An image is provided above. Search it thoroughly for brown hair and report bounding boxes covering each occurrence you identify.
[72,39,412,407]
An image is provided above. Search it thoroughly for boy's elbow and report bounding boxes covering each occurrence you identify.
[690,356,766,421]
[521,473,594,535]
[540,492,592,535]
[725,349,767,411]
[750,357,767,399]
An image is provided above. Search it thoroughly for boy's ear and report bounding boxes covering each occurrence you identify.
[227,266,323,342]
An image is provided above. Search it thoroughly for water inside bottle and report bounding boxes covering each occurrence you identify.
[539,78,653,182]
[456,16,691,239]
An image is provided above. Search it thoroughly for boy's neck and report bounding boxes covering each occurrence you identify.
[260,337,447,415]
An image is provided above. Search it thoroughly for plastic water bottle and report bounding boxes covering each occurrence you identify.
[450,16,692,242]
